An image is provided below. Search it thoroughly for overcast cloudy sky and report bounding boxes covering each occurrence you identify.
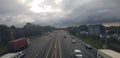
[0,0,120,27]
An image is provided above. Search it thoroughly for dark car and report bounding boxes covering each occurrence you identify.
[72,36,74,39]
[50,35,52,37]
[85,44,92,49]
[64,35,67,38]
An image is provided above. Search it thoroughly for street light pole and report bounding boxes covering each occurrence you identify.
[103,30,108,49]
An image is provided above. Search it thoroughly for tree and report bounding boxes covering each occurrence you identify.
[0,25,10,43]
[79,25,88,32]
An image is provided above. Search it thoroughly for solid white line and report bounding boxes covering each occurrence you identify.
[52,33,57,58]
[55,34,57,58]
[59,33,62,58]
[35,47,42,57]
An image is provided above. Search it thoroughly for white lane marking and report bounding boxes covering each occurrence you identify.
[35,47,42,57]
[55,34,57,58]
[46,34,57,58]
[59,33,62,58]
[46,39,53,58]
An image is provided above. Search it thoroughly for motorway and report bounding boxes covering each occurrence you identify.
[24,30,97,58]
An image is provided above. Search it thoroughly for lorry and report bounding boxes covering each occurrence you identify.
[97,49,120,58]
[8,38,30,52]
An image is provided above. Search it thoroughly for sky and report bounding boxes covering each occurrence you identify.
[0,0,120,27]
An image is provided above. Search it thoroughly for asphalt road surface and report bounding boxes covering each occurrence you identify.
[23,30,97,58]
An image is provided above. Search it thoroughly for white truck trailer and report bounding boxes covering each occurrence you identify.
[0,51,25,58]
[0,53,18,58]
[97,49,120,58]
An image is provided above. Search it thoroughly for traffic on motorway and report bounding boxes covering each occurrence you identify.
[0,30,97,58]
[0,0,120,58]
[2,30,119,58]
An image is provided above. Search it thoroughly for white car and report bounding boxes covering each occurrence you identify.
[72,40,76,43]
[73,49,83,58]
[18,51,25,58]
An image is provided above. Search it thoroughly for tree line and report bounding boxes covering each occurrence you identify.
[66,25,120,52]
[0,23,56,44]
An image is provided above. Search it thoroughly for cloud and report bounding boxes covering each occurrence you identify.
[0,0,120,27]
[0,0,31,15]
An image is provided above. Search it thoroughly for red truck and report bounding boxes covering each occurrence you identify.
[8,38,30,52]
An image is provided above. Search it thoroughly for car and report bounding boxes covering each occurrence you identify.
[72,36,74,39]
[72,40,76,43]
[73,49,83,58]
[85,44,92,49]
[18,51,25,58]
[50,35,52,37]
[64,35,67,38]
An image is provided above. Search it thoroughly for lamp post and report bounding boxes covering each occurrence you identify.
[10,29,15,40]
[103,30,109,49]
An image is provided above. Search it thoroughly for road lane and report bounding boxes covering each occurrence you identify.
[24,36,51,58]
[62,30,97,58]
[36,37,55,58]
[58,33,62,58]
[60,35,72,58]
[46,31,62,58]
[23,30,97,58]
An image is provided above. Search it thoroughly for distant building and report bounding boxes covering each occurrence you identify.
[88,25,105,36]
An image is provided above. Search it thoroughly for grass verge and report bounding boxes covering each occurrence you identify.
[29,34,42,41]
[72,34,103,49]
[80,38,103,49]
[0,44,8,56]
[29,32,48,41]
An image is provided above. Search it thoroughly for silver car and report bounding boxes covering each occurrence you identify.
[73,49,83,58]
[72,40,76,43]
